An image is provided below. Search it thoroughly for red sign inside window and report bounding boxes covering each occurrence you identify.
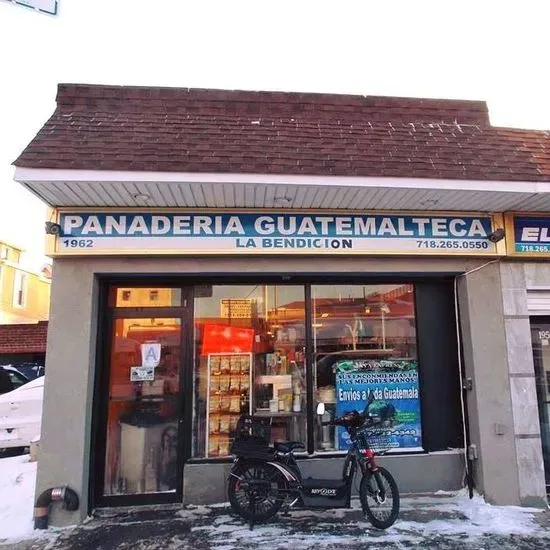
[201,324,255,354]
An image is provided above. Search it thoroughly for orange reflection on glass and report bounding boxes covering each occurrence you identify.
[109,287,182,308]
[104,317,181,496]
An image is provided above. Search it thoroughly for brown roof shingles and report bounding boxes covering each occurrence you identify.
[13,84,550,181]
[0,321,48,355]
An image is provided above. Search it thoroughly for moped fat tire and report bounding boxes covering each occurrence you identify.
[359,466,400,529]
[228,461,286,522]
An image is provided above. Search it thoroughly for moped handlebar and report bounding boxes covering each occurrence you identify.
[321,390,377,428]
[321,411,362,427]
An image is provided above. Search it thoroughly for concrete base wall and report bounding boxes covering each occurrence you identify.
[183,451,465,504]
[35,261,99,527]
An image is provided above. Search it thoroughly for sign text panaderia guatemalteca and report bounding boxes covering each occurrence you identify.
[52,211,502,256]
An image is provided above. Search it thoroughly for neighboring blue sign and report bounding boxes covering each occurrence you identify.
[2,0,58,15]
[335,359,422,451]
[54,211,499,256]
[512,215,550,255]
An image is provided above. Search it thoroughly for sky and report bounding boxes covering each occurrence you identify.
[0,0,549,260]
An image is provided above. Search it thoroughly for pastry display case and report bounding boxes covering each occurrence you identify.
[206,352,252,457]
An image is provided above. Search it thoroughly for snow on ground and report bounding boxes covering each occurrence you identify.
[0,453,37,541]
[0,454,548,550]
[185,489,547,549]
[396,490,544,538]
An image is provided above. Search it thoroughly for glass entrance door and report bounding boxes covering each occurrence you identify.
[95,283,190,506]
[530,319,550,492]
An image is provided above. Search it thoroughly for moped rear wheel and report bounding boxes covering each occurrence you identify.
[228,461,286,522]
[360,466,399,529]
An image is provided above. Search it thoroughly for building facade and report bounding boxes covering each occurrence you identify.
[0,241,51,325]
[0,321,47,367]
[12,85,550,525]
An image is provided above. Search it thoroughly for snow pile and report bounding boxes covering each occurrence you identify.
[455,490,543,535]
[393,489,544,539]
[0,453,37,541]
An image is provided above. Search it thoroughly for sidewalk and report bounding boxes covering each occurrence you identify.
[3,492,550,550]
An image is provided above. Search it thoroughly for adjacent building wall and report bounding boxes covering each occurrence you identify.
[457,260,547,507]
[37,255,546,525]
[505,261,550,506]
[457,262,521,505]
[0,241,51,325]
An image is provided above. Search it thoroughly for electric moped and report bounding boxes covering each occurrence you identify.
[227,392,400,529]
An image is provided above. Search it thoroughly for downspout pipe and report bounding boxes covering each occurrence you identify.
[34,486,79,529]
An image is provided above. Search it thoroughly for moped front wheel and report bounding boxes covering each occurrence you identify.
[359,466,399,529]
[228,461,286,522]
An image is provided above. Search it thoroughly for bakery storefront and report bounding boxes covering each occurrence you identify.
[13,84,550,524]
[52,209,502,509]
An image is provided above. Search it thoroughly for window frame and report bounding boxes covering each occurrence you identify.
[191,281,423,459]
[90,282,193,509]
[309,283,421,454]
[91,273,461,507]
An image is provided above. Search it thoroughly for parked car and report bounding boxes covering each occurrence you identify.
[0,365,32,395]
[2,363,44,381]
[0,375,43,450]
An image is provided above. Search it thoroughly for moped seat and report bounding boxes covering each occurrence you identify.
[274,441,306,453]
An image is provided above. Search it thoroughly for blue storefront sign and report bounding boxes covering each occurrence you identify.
[51,210,500,256]
[335,359,422,451]
[508,214,550,255]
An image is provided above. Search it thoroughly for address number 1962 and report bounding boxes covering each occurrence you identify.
[62,239,93,248]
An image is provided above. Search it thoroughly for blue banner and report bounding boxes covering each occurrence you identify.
[59,212,493,239]
[512,215,550,255]
[53,211,499,256]
[335,359,422,451]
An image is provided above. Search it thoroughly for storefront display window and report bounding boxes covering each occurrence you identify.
[102,281,424,476]
[193,285,306,457]
[312,284,421,452]
[103,317,181,496]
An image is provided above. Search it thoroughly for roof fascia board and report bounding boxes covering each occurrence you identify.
[13,167,550,195]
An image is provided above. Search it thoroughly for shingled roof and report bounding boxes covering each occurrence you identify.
[0,321,48,355]
[14,84,550,181]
